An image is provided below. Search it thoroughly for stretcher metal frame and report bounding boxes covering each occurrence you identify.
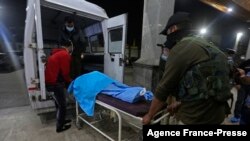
[75,99,169,141]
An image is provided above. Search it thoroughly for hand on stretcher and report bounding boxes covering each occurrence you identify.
[142,101,180,125]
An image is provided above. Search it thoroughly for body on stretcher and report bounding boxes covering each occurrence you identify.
[75,94,169,141]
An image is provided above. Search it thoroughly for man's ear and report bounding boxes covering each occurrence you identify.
[172,25,178,32]
[167,25,178,35]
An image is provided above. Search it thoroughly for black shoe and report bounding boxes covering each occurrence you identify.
[64,119,72,125]
[56,125,71,133]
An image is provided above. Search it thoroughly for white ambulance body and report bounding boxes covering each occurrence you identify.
[24,0,127,114]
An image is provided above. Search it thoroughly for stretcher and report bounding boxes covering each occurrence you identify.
[75,94,169,141]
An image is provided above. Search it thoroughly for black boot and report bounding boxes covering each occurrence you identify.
[56,125,71,133]
[64,119,72,125]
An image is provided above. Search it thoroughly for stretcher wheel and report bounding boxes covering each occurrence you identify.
[75,120,83,130]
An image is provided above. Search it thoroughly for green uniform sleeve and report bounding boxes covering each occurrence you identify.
[154,39,210,101]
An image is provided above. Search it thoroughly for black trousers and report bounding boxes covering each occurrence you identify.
[47,83,66,129]
[70,57,82,79]
[240,94,250,125]
[234,86,246,118]
[240,107,250,125]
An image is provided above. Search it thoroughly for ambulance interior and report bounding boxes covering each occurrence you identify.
[41,6,105,74]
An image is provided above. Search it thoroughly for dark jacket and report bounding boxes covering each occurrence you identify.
[155,36,227,124]
[45,48,72,85]
[58,26,86,58]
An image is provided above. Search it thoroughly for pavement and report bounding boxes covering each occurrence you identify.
[0,69,29,109]
[0,105,143,141]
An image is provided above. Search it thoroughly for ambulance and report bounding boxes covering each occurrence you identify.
[24,0,127,115]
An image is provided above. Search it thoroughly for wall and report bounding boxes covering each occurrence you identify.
[133,0,175,91]
[135,0,175,66]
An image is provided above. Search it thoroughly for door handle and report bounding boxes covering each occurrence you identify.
[119,57,129,66]
[41,55,47,63]
[110,54,115,62]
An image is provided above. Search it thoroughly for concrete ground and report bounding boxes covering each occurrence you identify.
[0,104,237,141]
[0,105,237,141]
[0,69,29,109]
[0,105,141,141]
[0,106,111,141]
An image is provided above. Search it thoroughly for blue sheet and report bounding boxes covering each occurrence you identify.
[68,71,153,116]
[101,82,153,103]
[68,71,115,116]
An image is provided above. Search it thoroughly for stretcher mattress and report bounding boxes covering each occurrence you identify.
[97,94,151,117]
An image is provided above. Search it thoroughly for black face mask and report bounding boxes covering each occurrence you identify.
[164,39,176,50]
[166,30,189,49]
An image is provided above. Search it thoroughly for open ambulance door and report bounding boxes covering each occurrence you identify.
[102,14,127,82]
[24,0,109,113]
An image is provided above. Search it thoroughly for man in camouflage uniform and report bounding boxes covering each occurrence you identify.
[143,12,231,124]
